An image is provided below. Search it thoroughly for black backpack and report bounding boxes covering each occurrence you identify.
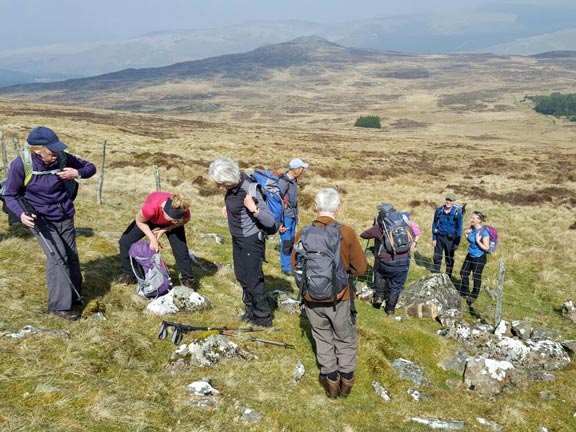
[293,222,348,302]
[377,211,414,255]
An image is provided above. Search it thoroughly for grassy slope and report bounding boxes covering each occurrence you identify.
[0,82,575,432]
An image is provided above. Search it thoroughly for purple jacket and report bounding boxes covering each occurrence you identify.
[3,152,96,221]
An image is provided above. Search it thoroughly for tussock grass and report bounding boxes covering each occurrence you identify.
[0,95,575,432]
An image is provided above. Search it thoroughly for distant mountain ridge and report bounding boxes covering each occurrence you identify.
[0,37,404,95]
[1,5,576,84]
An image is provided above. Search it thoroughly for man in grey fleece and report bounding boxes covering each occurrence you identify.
[209,157,277,327]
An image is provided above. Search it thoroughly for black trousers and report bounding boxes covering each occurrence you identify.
[232,233,273,322]
[119,220,194,280]
[374,260,409,313]
[433,234,456,277]
[459,253,487,302]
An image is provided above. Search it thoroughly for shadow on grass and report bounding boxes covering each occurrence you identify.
[82,254,123,300]
[265,274,296,294]
[0,224,96,241]
[414,250,434,271]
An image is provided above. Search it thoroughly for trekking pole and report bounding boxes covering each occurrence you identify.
[157,321,295,348]
[17,197,83,304]
[239,335,295,349]
[157,320,262,345]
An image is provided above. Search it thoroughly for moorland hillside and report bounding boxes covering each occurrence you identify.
[0,38,575,431]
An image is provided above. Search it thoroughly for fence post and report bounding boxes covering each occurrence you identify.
[96,139,107,205]
[11,134,19,152]
[1,131,8,176]
[153,164,161,192]
[494,260,505,326]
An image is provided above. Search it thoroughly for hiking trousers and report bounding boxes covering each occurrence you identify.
[459,253,487,303]
[377,261,409,313]
[119,221,194,280]
[232,233,273,323]
[305,300,357,375]
[279,215,297,272]
[32,217,82,311]
[433,234,457,277]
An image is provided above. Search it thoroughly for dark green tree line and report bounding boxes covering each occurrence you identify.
[529,93,576,121]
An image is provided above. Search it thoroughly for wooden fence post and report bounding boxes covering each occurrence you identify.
[153,164,161,192]
[97,139,107,205]
[11,134,19,152]
[494,260,505,326]
[1,131,8,176]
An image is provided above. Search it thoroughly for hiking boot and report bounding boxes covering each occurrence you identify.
[385,308,395,316]
[319,375,340,399]
[246,316,273,328]
[50,310,81,321]
[181,277,197,289]
[72,297,84,306]
[372,294,385,309]
[339,376,355,398]
[121,274,136,285]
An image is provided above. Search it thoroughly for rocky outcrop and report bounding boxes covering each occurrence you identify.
[399,274,461,317]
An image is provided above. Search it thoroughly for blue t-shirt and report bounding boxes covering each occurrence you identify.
[466,226,489,258]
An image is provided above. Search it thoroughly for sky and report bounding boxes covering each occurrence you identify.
[0,0,574,51]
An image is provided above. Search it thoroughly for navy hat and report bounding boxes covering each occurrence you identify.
[164,197,185,220]
[27,126,67,152]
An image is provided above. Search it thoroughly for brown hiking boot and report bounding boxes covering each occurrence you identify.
[339,376,355,398]
[319,375,340,399]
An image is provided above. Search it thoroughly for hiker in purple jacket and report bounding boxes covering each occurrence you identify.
[3,127,96,320]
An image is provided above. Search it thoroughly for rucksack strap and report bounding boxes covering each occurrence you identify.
[20,146,68,186]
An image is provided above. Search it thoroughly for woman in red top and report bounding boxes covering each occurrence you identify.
[119,192,195,287]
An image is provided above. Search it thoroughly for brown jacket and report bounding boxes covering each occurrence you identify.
[291,216,368,302]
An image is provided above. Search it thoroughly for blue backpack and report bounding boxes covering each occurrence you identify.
[129,240,173,298]
[250,169,286,234]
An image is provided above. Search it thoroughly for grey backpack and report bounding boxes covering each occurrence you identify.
[293,222,348,302]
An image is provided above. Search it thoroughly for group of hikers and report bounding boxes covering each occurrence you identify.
[1,126,496,399]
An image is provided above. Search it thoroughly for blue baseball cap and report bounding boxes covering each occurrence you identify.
[27,126,67,152]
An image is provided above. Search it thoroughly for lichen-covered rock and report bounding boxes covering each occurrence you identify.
[145,286,211,315]
[511,320,533,340]
[391,358,429,386]
[561,300,576,323]
[169,334,256,369]
[398,274,461,315]
[464,356,515,395]
[439,350,470,375]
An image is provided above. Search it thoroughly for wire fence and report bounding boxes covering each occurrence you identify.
[356,247,576,338]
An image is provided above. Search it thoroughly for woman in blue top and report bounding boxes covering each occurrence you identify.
[459,211,490,307]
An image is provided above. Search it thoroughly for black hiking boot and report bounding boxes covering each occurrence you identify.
[121,274,136,285]
[372,294,385,309]
[181,277,197,289]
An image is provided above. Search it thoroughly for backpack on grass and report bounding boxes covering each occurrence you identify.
[129,241,173,298]
[482,225,499,254]
[249,169,287,234]
[293,222,348,302]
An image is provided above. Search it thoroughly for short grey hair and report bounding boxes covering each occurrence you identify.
[315,188,340,213]
[209,157,241,186]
